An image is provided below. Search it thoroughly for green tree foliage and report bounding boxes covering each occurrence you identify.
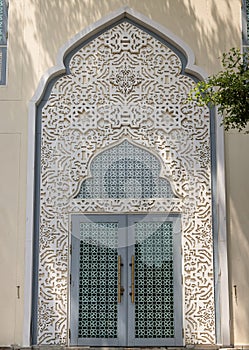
[189,48,249,131]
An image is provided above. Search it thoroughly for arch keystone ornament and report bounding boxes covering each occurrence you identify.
[25,7,229,348]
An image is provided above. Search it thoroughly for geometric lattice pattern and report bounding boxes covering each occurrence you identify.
[38,20,215,345]
[0,0,6,44]
[77,141,175,199]
[78,222,118,338]
[135,221,174,338]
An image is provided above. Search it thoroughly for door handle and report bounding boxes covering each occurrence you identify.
[118,255,124,303]
[130,255,135,303]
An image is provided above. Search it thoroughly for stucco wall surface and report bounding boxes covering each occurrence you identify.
[0,0,246,346]
[226,132,249,346]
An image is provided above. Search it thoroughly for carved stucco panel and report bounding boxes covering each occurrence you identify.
[38,21,215,344]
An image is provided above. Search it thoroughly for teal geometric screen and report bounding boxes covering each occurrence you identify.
[77,141,175,199]
[0,0,7,44]
[134,221,174,338]
[78,222,118,338]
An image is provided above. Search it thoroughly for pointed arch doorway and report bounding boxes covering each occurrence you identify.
[27,7,230,347]
[70,141,182,346]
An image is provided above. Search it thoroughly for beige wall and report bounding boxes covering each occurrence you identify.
[0,0,246,346]
[226,131,249,345]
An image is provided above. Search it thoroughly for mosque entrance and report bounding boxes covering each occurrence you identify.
[70,214,182,346]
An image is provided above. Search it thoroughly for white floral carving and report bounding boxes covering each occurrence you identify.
[38,21,215,344]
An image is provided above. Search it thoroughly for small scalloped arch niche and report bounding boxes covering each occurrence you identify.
[76,140,177,199]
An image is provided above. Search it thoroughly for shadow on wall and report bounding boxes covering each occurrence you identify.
[11,0,240,101]
[9,0,242,345]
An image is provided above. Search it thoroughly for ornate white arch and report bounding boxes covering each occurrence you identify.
[24,7,229,347]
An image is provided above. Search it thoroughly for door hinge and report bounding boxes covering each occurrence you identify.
[70,274,72,285]
[70,244,72,255]
[181,274,184,285]
[182,328,184,338]
[69,328,71,339]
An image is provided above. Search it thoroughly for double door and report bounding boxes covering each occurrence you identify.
[70,214,182,346]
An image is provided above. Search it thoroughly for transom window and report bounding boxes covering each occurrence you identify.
[76,140,175,199]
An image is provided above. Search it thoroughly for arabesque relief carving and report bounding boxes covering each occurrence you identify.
[38,21,215,344]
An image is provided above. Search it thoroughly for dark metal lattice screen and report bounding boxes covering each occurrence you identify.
[78,222,118,338]
[134,221,174,338]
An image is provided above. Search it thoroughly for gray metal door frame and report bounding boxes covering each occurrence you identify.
[70,214,182,346]
[127,214,183,346]
[70,214,127,346]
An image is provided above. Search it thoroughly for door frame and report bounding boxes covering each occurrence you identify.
[70,213,183,347]
[127,214,183,347]
[70,214,127,346]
